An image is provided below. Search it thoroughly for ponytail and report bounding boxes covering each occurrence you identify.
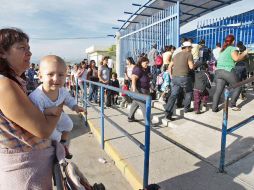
[221,34,235,52]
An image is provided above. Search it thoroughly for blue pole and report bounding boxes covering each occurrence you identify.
[143,95,152,188]
[176,1,180,47]
[76,79,78,104]
[100,86,105,149]
[219,88,229,172]
[84,81,88,126]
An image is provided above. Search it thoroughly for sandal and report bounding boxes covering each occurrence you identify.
[232,106,241,111]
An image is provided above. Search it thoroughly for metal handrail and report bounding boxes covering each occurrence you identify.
[219,76,254,172]
[76,79,152,188]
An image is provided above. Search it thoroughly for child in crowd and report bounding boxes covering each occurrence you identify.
[193,63,211,114]
[120,79,132,108]
[29,55,86,159]
[159,64,171,103]
[107,72,120,106]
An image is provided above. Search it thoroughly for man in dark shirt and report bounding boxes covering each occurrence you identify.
[164,41,195,121]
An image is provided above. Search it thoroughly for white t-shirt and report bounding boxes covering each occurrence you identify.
[213,47,221,61]
[71,69,78,83]
[29,85,76,141]
[29,85,76,112]
[107,59,114,69]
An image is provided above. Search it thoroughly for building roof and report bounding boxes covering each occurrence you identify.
[119,0,242,30]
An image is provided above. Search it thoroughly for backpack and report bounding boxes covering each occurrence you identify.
[156,72,164,85]
[155,55,163,66]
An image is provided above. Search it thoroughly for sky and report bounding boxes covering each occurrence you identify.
[0,0,252,63]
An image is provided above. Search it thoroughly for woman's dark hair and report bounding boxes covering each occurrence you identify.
[0,28,29,86]
[126,57,135,65]
[136,57,149,68]
[221,34,235,52]
[100,56,109,66]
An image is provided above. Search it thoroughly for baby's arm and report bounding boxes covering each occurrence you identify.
[72,105,86,114]
[63,88,86,114]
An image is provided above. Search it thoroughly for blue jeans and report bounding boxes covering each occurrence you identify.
[212,69,241,111]
[88,84,98,102]
[165,76,193,116]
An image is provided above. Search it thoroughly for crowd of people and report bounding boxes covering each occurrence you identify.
[123,35,250,121]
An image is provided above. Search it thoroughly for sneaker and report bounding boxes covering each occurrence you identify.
[184,108,194,113]
[165,113,175,121]
[232,106,241,111]
[64,145,73,159]
[212,108,219,112]
[128,117,138,122]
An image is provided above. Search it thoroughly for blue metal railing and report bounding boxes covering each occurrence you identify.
[76,79,152,188]
[219,75,254,172]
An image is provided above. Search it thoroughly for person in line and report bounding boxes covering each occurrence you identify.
[77,61,88,99]
[212,42,221,63]
[65,64,72,92]
[25,62,37,93]
[120,79,132,108]
[164,41,195,121]
[124,56,136,88]
[98,56,110,106]
[107,58,113,79]
[0,28,62,189]
[188,38,201,64]
[70,64,79,97]
[108,72,120,106]
[29,55,86,159]
[158,64,171,103]
[235,41,248,100]
[147,43,158,69]
[212,34,249,112]
[193,63,211,114]
[162,45,175,69]
[87,60,99,103]
[128,57,150,122]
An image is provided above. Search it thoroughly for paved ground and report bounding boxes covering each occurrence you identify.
[84,85,254,190]
[60,107,132,190]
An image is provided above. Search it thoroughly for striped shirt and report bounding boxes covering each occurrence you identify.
[0,75,51,152]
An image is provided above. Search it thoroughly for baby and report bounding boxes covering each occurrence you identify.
[29,55,85,159]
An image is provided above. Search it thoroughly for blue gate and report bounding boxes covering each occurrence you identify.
[118,2,180,77]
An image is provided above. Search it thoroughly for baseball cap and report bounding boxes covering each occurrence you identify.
[181,41,192,48]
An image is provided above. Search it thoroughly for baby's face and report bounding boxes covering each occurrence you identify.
[39,61,67,91]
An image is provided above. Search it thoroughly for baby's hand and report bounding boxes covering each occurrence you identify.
[73,105,87,114]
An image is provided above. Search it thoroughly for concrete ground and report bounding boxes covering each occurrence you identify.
[62,107,132,190]
[83,86,254,190]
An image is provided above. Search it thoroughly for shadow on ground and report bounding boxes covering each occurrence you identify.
[68,113,90,140]
[158,137,254,190]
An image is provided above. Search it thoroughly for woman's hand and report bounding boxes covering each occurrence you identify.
[44,106,63,116]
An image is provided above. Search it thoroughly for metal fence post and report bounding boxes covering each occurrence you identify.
[75,79,78,104]
[100,86,105,149]
[84,81,88,126]
[143,95,152,188]
[219,88,230,172]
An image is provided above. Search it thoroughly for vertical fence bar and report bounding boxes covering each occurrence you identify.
[143,95,152,188]
[76,79,79,103]
[219,88,230,172]
[100,86,105,149]
[83,81,88,125]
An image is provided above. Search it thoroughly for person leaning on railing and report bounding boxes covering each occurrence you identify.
[128,56,150,122]
[0,28,62,189]
[212,34,250,112]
